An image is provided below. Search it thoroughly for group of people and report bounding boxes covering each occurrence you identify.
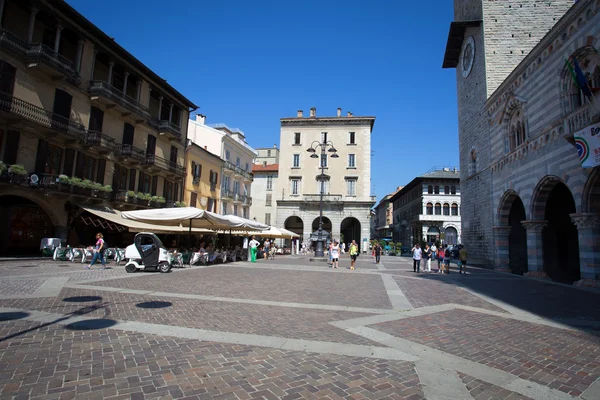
[248,237,278,262]
[328,240,359,270]
[411,243,468,274]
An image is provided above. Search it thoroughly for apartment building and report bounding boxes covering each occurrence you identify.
[184,141,222,212]
[254,144,279,165]
[277,107,376,249]
[187,116,256,218]
[0,0,196,255]
[250,163,278,225]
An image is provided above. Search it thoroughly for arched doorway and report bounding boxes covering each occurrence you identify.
[312,217,332,236]
[341,217,361,251]
[444,227,458,245]
[284,216,304,248]
[426,226,440,244]
[0,196,54,256]
[508,197,528,275]
[534,181,580,284]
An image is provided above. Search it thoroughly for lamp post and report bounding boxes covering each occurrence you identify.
[307,140,339,258]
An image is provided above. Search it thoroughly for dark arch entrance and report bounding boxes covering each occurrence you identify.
[341,217,361,250]
[541,183,580,284]
[312,217,332,235]
[284,216,304,238]
[444,227,458,245]
[0,196,54,256]
[508,197,528,275]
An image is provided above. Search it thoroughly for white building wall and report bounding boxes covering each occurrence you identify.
[250,171,278,225]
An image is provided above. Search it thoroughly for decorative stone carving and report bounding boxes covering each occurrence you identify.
[521,220,547,232]
[569,213,600,230]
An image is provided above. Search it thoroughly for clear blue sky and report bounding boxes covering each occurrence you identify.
[67,0,459,202]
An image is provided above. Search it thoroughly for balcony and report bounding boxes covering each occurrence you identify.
[148,118,182,142]
[419,214,459,222]
[0,92,86,141]
[565,104,595,135]
[88,81,151,122]
[210,182,217,192]
[192,175,200,185]
[241,194,252,206]
[144,154,185,177]
[116,144,146,165]
[0,29,29,58]
[303,194,343,202]
[221,189,234,200]
[224,160,253,181]
[84,130,115,154]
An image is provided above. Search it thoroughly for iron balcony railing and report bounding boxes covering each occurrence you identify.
[0,91,86,140]
[303,194,343,202]
[85,130,115,151]
[145,154,185,176]
[241,194,252,206]
[88,80,151,120]
[210,182,217,191]
[221,189,234,199]
[192,175,200,185]
[0,29,29,58]
[26,43,80,85]
[224,160,254,181]
[116,143,146,163]
[148,118,182,141]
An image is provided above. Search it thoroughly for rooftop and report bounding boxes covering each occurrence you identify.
[252,164,279,173]
[389,167,460,203]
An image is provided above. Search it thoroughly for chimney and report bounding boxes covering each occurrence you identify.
[204,145,207,150]
[196,114,206,124]
[297,110,303,118]
[347,111,353,117]
[337,108,342,117]
[273,144,277,148]
[309,107,316,117]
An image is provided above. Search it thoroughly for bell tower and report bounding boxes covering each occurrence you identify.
[442,0,574,265]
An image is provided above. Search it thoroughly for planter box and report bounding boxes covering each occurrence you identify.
[58,183,72,193]
[150,201,166,208]
[73,186,91,196]
[9,173,27,184]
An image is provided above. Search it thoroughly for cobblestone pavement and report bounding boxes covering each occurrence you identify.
[0,255,598,399]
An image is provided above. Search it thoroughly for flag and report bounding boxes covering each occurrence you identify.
[572,56,593,98]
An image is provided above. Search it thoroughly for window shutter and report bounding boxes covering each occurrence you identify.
[174,182,180,201]
[151,176,158,195]
[191,161,196,176]
[215,172,218,185]
[96,159,106,184]
[63,148,75,176]
[35,139,48,173]
[138,171,145,193]
[128,169,136,191]
[198,164,202,178]
[4,130,19,165]
[190,192,197,207]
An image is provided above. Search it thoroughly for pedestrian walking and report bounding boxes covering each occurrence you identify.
[249,236,260,263]
[328,241,333,264]
[458,245,468,274]
[349,240,358,270]
[443,245,451,274]
[423,243,432,272]
[341,242,346,254]
[431,243,437,262]
[374,243,382,264]
[331,241,340,269]
[411,243,422,273]
[86,232,107,270]
[437,246,444,273]
[263,238,270,259]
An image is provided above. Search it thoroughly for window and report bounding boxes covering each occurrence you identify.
[293,154,300,168]
[435,203,441,215]
[266,175,273,191]
[233,181,240,194]
[428,185,433,194]
[320,153,327,168]
[426,203,433,215]
[265,213,271,225]
[245,163,249,172]
[243,207,248,219]
[266,194,272,206]
[346,179,357,196]
[236,157,240,167]
[434,186,440,194]
[96,160,106,184]
[170,146,178,165]
[443,203,450,216]
[349,132,355,144]
[451,186,456,195]
[0,60,16,95]
[233,205,238,216]
[163,180,174,201]
[222,202,227,215]
[451,204,459,216]
[267,149,271,157]
[190,192,197,208]
[75,152,95,180]
[138,171,151,194]
[223,175,230,191]
[89,106,104,132]
[508,108,526,151]
[151,176,158,196]
[128,169,137,191]
[294,132,301,145]
[321,132,328,144]
[35,140,63,175]
[3,130,19,165]
[225,150,230,161]
[348,154,355,167]
[122,123,134,145]
[319,180,329,194]
[207,198,215,212]
[191,161,202,179]
[291,179,300,195]
[210,170,218,186]
[113,165,128,191]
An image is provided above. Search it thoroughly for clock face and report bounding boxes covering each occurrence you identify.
[461,36,475,78]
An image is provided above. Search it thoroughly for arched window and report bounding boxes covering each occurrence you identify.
[426,202,433,215]
[444,186,449,195]
[434,203,441,215]
[443,203,450,216]
[451,186,456,195]
[428,185,433,194]
[508,108,526,152]
[562,50,600,115]
[451,203,459,216]
[434,185,440,194]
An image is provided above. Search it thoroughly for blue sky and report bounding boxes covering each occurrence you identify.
[67,0,458,202]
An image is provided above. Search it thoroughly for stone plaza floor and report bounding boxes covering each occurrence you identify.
[0,254,598,399]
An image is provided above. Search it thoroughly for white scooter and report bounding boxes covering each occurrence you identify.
[124,232,172,273]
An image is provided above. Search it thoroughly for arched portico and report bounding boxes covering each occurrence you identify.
[496,190,528,275]
[341,217,361,251]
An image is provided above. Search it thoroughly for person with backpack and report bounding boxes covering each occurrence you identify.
[86,232,107,270]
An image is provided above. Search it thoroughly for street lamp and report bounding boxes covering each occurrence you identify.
[307,140,339,258]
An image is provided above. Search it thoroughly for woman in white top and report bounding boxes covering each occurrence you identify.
[331,241,340,269]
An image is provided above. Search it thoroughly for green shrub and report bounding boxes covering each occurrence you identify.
[157,196,166,203]
[174,201,187,207]
[0,162,7,174]
[70,177,83,187]
[136,192,151,201]
[102,185,113,193]
[126,190,136,198]
[81,179,95,189]
[58,174,70,184]
[8,164,27,176]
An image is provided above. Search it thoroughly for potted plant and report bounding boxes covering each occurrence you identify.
[126,190,136,203]
[57,174,71,193]
[136,192,151,205]
[0,161,7,180]
[96,184,111,199]
[174,201,187,207]
[8,164,28,184]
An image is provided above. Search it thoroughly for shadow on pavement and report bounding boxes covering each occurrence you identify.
[64,318,117,330]
[62,296,103,302]
[0,311,30,322]
[136,301,173,309]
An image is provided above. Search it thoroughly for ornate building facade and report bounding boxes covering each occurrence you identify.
[444,0,600,286]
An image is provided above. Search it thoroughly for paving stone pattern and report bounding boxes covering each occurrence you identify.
[457,372,534,400]
[392,275,507,312]
[86,267,393,309]
[0,278,46,296]
[374,309,600,397]
[0,319,425,400]
[0,287,382,346]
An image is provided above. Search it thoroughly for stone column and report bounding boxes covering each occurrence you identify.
[90,48,98,80]
[168,103,174,122]
[122,72,129,93]
[27,7,38,43]
[158,96,164,120]
[570,213,600,287]
[75,39,84,72]
[521,220,548,279]
[136,81,142,102]
[0,0,6,28]
[54,24,63,53]
[107,61,115,86]
[492,226,511,272]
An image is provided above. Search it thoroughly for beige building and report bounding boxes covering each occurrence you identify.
[255,145,279,165]
[277,107,376,250]
[184,141,222,212]
[0,0,196,254]
[250,163,278,225]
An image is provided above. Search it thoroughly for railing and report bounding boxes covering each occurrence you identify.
[565,105,592,135]
[148,118,181,141]
[241,194,252,205]
[88,80,151,120]
[210,183,217,191]
[0,29,29,58]
[192,176,200,185]
[0,92,86,140]
[26,43,80,85]
[145,154,185,176]
[116,144,146,163]
[221,189,234,199]
[224,160,253,181]
[303,194,343,202]
[85,130,115,151]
